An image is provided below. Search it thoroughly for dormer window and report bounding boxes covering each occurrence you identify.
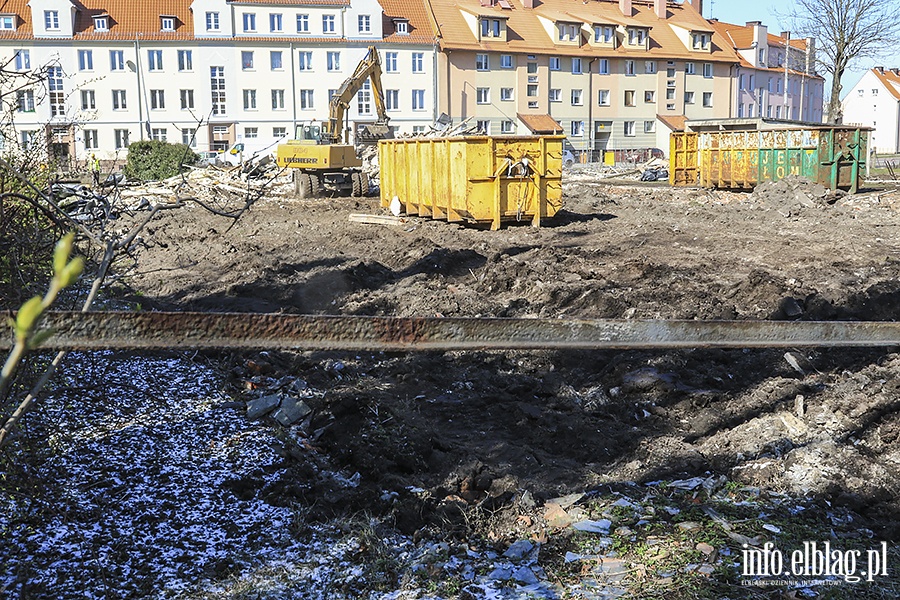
[93,16,109,31]
[627,27,647,46]
[480,18,501,38]
[593,25,614,44]
[44,10,59,31]
[691,32,710,50]
[558,22,580,43]
[394,19,408,35]
[160,16,175,31]
[0,14,16,30]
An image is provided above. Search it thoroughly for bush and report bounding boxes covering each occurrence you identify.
[124,140,198,181]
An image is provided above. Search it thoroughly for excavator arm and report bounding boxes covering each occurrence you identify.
[323,46,391,145]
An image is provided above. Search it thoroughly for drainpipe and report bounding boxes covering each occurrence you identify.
[290,42,297,136]
[134,35,144,140]
[588,57,596,159]
[446,50,452,123]
[432,38,439,127]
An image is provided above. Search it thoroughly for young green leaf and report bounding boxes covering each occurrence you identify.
[15,296,44,338]
[53,232,75,275]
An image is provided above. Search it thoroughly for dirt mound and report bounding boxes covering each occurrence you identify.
[749,174,847,216]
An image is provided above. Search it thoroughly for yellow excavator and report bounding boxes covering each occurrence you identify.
[276,46,391,197]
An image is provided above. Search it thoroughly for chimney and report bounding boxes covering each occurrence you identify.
[691,0,702,15]
[654,0,666,19]
[619,0,632,17]
[780,31,790,39]
[523,0,533,7]
[875,66,884,74]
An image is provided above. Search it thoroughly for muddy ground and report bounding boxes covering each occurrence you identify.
[100,171,900,596]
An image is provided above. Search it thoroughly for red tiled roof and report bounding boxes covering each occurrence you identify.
[229,0,350,5]
[871,68,900,102]
[379,0,436,43]
[657,113,686,131]
[0,0,31,40]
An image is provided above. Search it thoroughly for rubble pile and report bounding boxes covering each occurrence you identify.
[749,175,847,216]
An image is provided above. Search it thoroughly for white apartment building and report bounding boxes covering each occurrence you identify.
[0,0,436,165]
[842,67,900,154]
[709,19,824,123]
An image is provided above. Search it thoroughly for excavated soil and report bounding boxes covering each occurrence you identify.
[114,173,900,547]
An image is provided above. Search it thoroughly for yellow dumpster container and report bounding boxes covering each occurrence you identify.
[378,135,564,230]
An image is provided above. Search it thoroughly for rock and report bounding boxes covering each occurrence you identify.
[572,519,612,533]
[503,539,534,561]
[512,566,540,585]
[695,542,715,556]
[246,393,281,420]
[273,398,312,426]
[488,566,512,581]
[676,521,701,531]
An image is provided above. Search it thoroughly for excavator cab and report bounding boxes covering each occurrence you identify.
[295,122,323,144]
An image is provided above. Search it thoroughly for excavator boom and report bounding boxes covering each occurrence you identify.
[323,46,390,145]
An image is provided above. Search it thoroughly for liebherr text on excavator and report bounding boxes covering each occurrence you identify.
[276,45,391,198]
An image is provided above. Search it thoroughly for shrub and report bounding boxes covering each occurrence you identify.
[124,140,198,182]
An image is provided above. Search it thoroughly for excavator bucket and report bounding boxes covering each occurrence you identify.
[355,123,393,144]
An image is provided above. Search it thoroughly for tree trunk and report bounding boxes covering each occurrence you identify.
[827,67,845,124]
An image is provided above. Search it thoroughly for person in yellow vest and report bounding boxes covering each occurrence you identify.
[90,153,101,187]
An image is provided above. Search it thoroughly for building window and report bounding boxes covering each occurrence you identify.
[477,120,490,134]
[272,90,284,110]
[16,90,34,112]
[242,13,256,32]
[385,52,398,72]
[270,13,283,33]
[692,32,710,50]
[571,89,583,105]
[161,16,175,31]
[558,23,579,42]
[48,66,64,116]
[182,128,196,147]
[297,14,309,33]
[642,90,655,103]
[44,10,59,30]
[242,51,254,70]
[412,89,425,110]
[270,51,283,70]
[147,50,163,71]
[685,91,695,104]
[703,91,713,107]
[210,66,225,115]
[359,15,371,33]
[500,87,513,101]
[81,89,95,110]
[703,63,713,78]
[527,84,538,97]
[644,120,655,133]
[242,89,257,110]
[527,61,537,74]
[481,18,501,38]
[84,129,98,150]
[624,121,635,136]
[244,127,258,139]
[180,89,194,109]
[598,89,610,106]
[78,50,93,71]
[298,51,312,71]
[0,15,15,30]
[872,89,879,96]
[549,88,561,102]
[501,120,514,134]
[300,89,314,109]
[151,128,167,141]
[628,28,646,45]
[594,25,614,43]
[112,89,127,110]
[395,20,408,34]
[738,103,744,117]
[274,127,287,138]
[549,56,560,71]
[150,89,165,109]
[476,87,490,104]
[759,48,766,63]
[14,50,29,70]
[327,52,340,72]
[645,61,656,74]
[412,53,424,73]
[739,74,746,89]
[110,50,124,71]
[176,50,192,72]
[572,58,582,74]
[666,88,675,100]
[322,15,335,33]
[476,54,489,71]
[386,89,399,110]
[114,129,129,149]
[20,131,36,150]
[206,12,219,31]
[571,121,583,136]
[356,80,372,114]
[625,60,635,76]
[685,62,695,75]
[599,59,609,75]
[624,90,635,106]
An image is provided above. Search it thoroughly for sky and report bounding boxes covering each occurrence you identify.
[700,1,883,95]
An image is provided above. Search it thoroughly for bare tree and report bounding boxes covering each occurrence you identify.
[785,0,900,123]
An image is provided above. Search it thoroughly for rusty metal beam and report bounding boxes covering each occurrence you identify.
[2,312,900,352]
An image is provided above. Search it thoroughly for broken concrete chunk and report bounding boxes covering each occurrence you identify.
[273,399,312,426]
[572,519,612,533]
[246,393,281,420]
[503,539,534,561]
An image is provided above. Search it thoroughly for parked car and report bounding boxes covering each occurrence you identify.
[563,148,576,168]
